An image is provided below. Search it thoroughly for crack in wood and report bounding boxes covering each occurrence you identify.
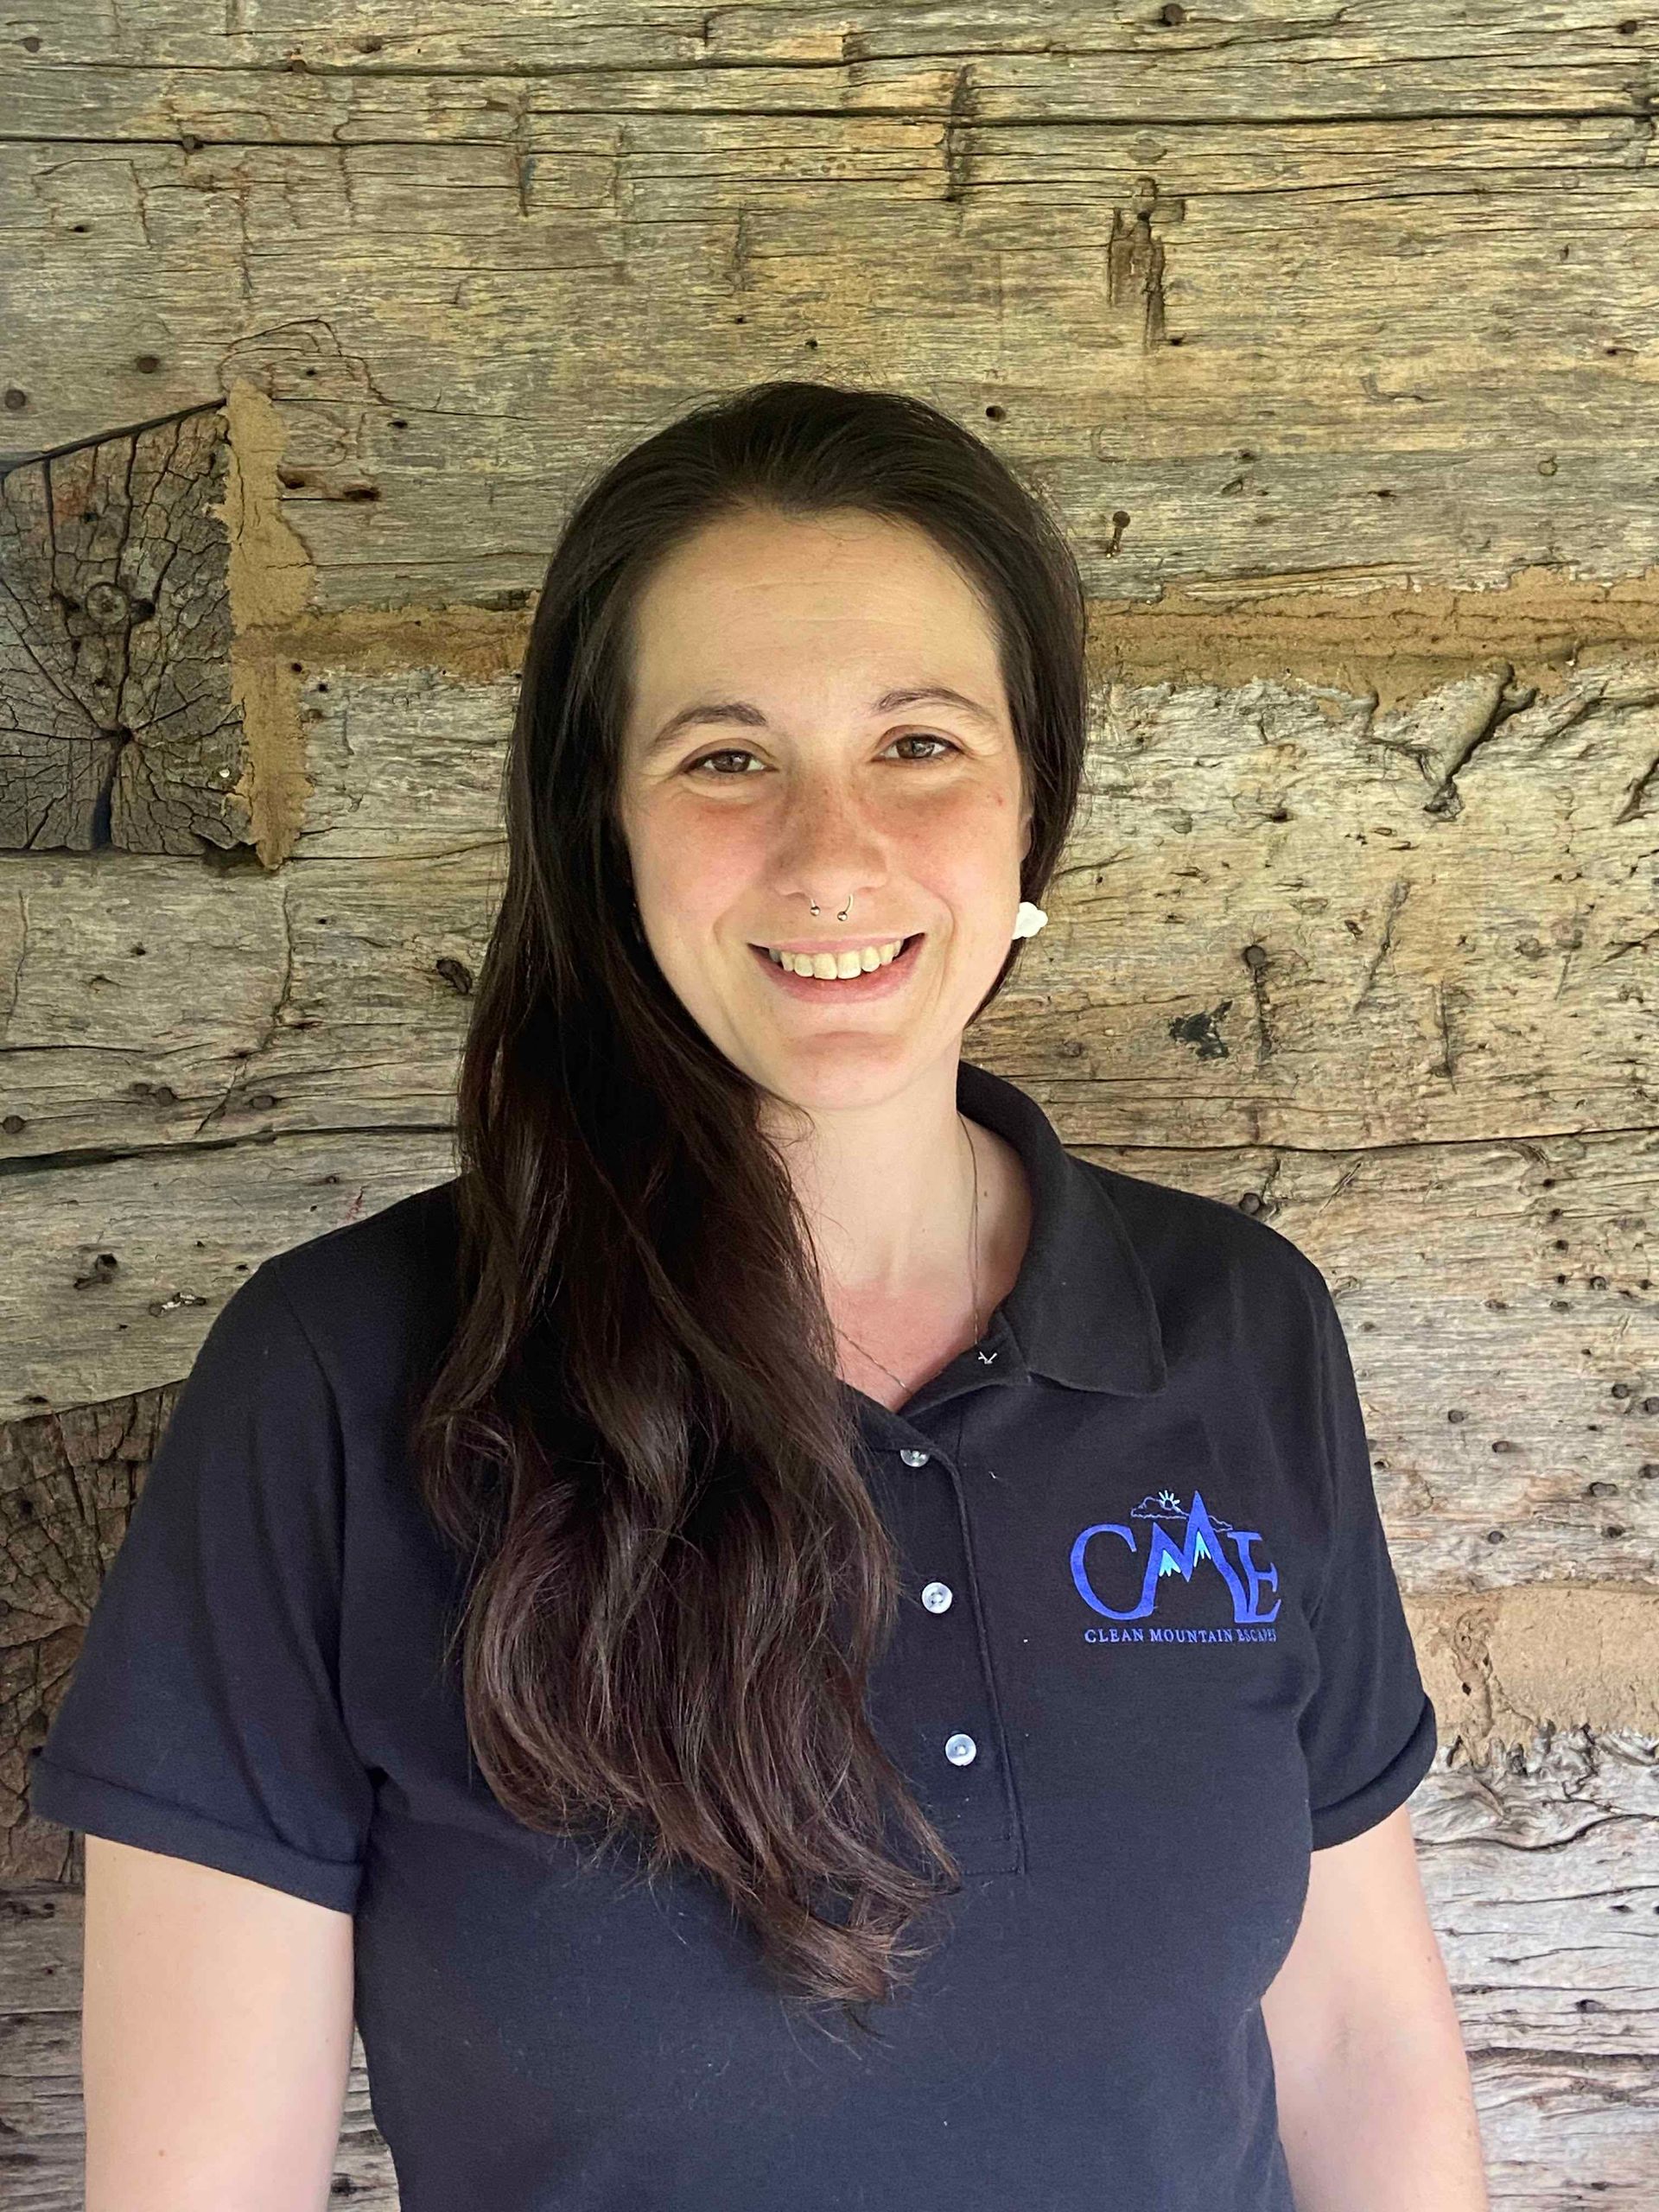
[1350,877,1413,1014]
[1,406,247,854]
[1106,175,1176,349]
[943,62,978,205]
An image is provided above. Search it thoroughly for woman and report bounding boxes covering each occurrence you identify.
[30,381,1488,2209]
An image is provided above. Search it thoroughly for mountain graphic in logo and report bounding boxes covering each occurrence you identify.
[1070,1486,1280,1625]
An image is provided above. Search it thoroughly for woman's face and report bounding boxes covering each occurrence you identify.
[614,506,1033,1113]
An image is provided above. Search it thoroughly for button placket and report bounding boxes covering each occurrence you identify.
[871,1434,1020,1876]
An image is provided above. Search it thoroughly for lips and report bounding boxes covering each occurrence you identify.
[760,932,918,973]
[750,932,925,999]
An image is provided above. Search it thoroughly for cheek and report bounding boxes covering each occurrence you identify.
[632,800,763,931]
[902,787,1022,897]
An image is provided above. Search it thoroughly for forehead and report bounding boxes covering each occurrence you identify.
[622,509,1007,735]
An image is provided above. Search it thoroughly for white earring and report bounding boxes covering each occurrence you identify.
[1012,899,1048,941]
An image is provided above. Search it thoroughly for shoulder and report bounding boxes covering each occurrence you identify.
[248,1177,466,1401]
[1071,1151,1333,1350]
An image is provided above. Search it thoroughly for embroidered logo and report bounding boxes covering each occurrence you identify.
[1070,1486,1281,1642]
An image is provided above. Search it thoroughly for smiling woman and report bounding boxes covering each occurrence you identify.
[29,379,1482,2212]
[612,500,1039,1115]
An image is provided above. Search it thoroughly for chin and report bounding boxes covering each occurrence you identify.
[747,1033,955,1109]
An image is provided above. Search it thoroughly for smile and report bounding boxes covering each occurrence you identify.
[749,933,925,996]
[760,936,916,977]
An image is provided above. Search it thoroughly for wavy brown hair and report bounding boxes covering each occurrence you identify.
[410,380,1090,2043]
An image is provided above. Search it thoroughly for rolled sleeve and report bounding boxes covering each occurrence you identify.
[28,1262,373,1913]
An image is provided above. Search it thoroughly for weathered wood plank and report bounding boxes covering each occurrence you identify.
[0,1133,457,1419]
[0,841,495,1156]
[10,3,1659,118]
[1408,1726,1659,2052]
[997,662,1659,1147]
[3,652,1653,1147]
[3,1111,1655,1582]
[1466,2047,1659,2206]
[6,108,1659,601]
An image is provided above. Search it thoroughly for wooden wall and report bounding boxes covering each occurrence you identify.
[3,3,1656,2201]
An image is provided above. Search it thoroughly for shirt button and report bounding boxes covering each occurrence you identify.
[921,1581,953,1612]
[899,1447,930,1467]
[944,1732,977,1766]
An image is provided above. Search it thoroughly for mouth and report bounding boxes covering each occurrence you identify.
[748,931,925,995]
[753,932,922,977]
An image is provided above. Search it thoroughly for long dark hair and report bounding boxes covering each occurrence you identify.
[410,380,1089,2041]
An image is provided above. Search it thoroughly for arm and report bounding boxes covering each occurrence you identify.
[1262,1807,1489,2212]
[84,1835,356,2211]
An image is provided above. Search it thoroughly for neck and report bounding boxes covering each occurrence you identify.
[756,1057,976,1302]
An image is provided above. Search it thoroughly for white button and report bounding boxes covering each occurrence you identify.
[921,1581,953,1612]
[899,1447,930,1467]
[944,1732,977,1765]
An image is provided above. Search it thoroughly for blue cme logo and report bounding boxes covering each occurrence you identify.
[1070,1487,1281,1625]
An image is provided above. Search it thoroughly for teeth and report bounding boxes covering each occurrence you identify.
[766,938,907,978]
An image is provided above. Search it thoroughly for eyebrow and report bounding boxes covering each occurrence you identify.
[641,684,1001,760]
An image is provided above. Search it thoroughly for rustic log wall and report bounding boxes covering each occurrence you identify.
[3,3,1657,2202]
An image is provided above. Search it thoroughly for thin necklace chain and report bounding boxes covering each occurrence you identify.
[833,1113,983,1402]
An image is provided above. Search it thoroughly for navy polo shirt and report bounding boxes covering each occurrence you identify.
[30,1057,1438,2211]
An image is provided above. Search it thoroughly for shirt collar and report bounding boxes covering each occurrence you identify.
[956,1058,1168,1399]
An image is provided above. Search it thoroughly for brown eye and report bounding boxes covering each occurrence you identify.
[685,748,761,776]
[887,734,958,760]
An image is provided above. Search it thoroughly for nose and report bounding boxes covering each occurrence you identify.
[766,770,889,918]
